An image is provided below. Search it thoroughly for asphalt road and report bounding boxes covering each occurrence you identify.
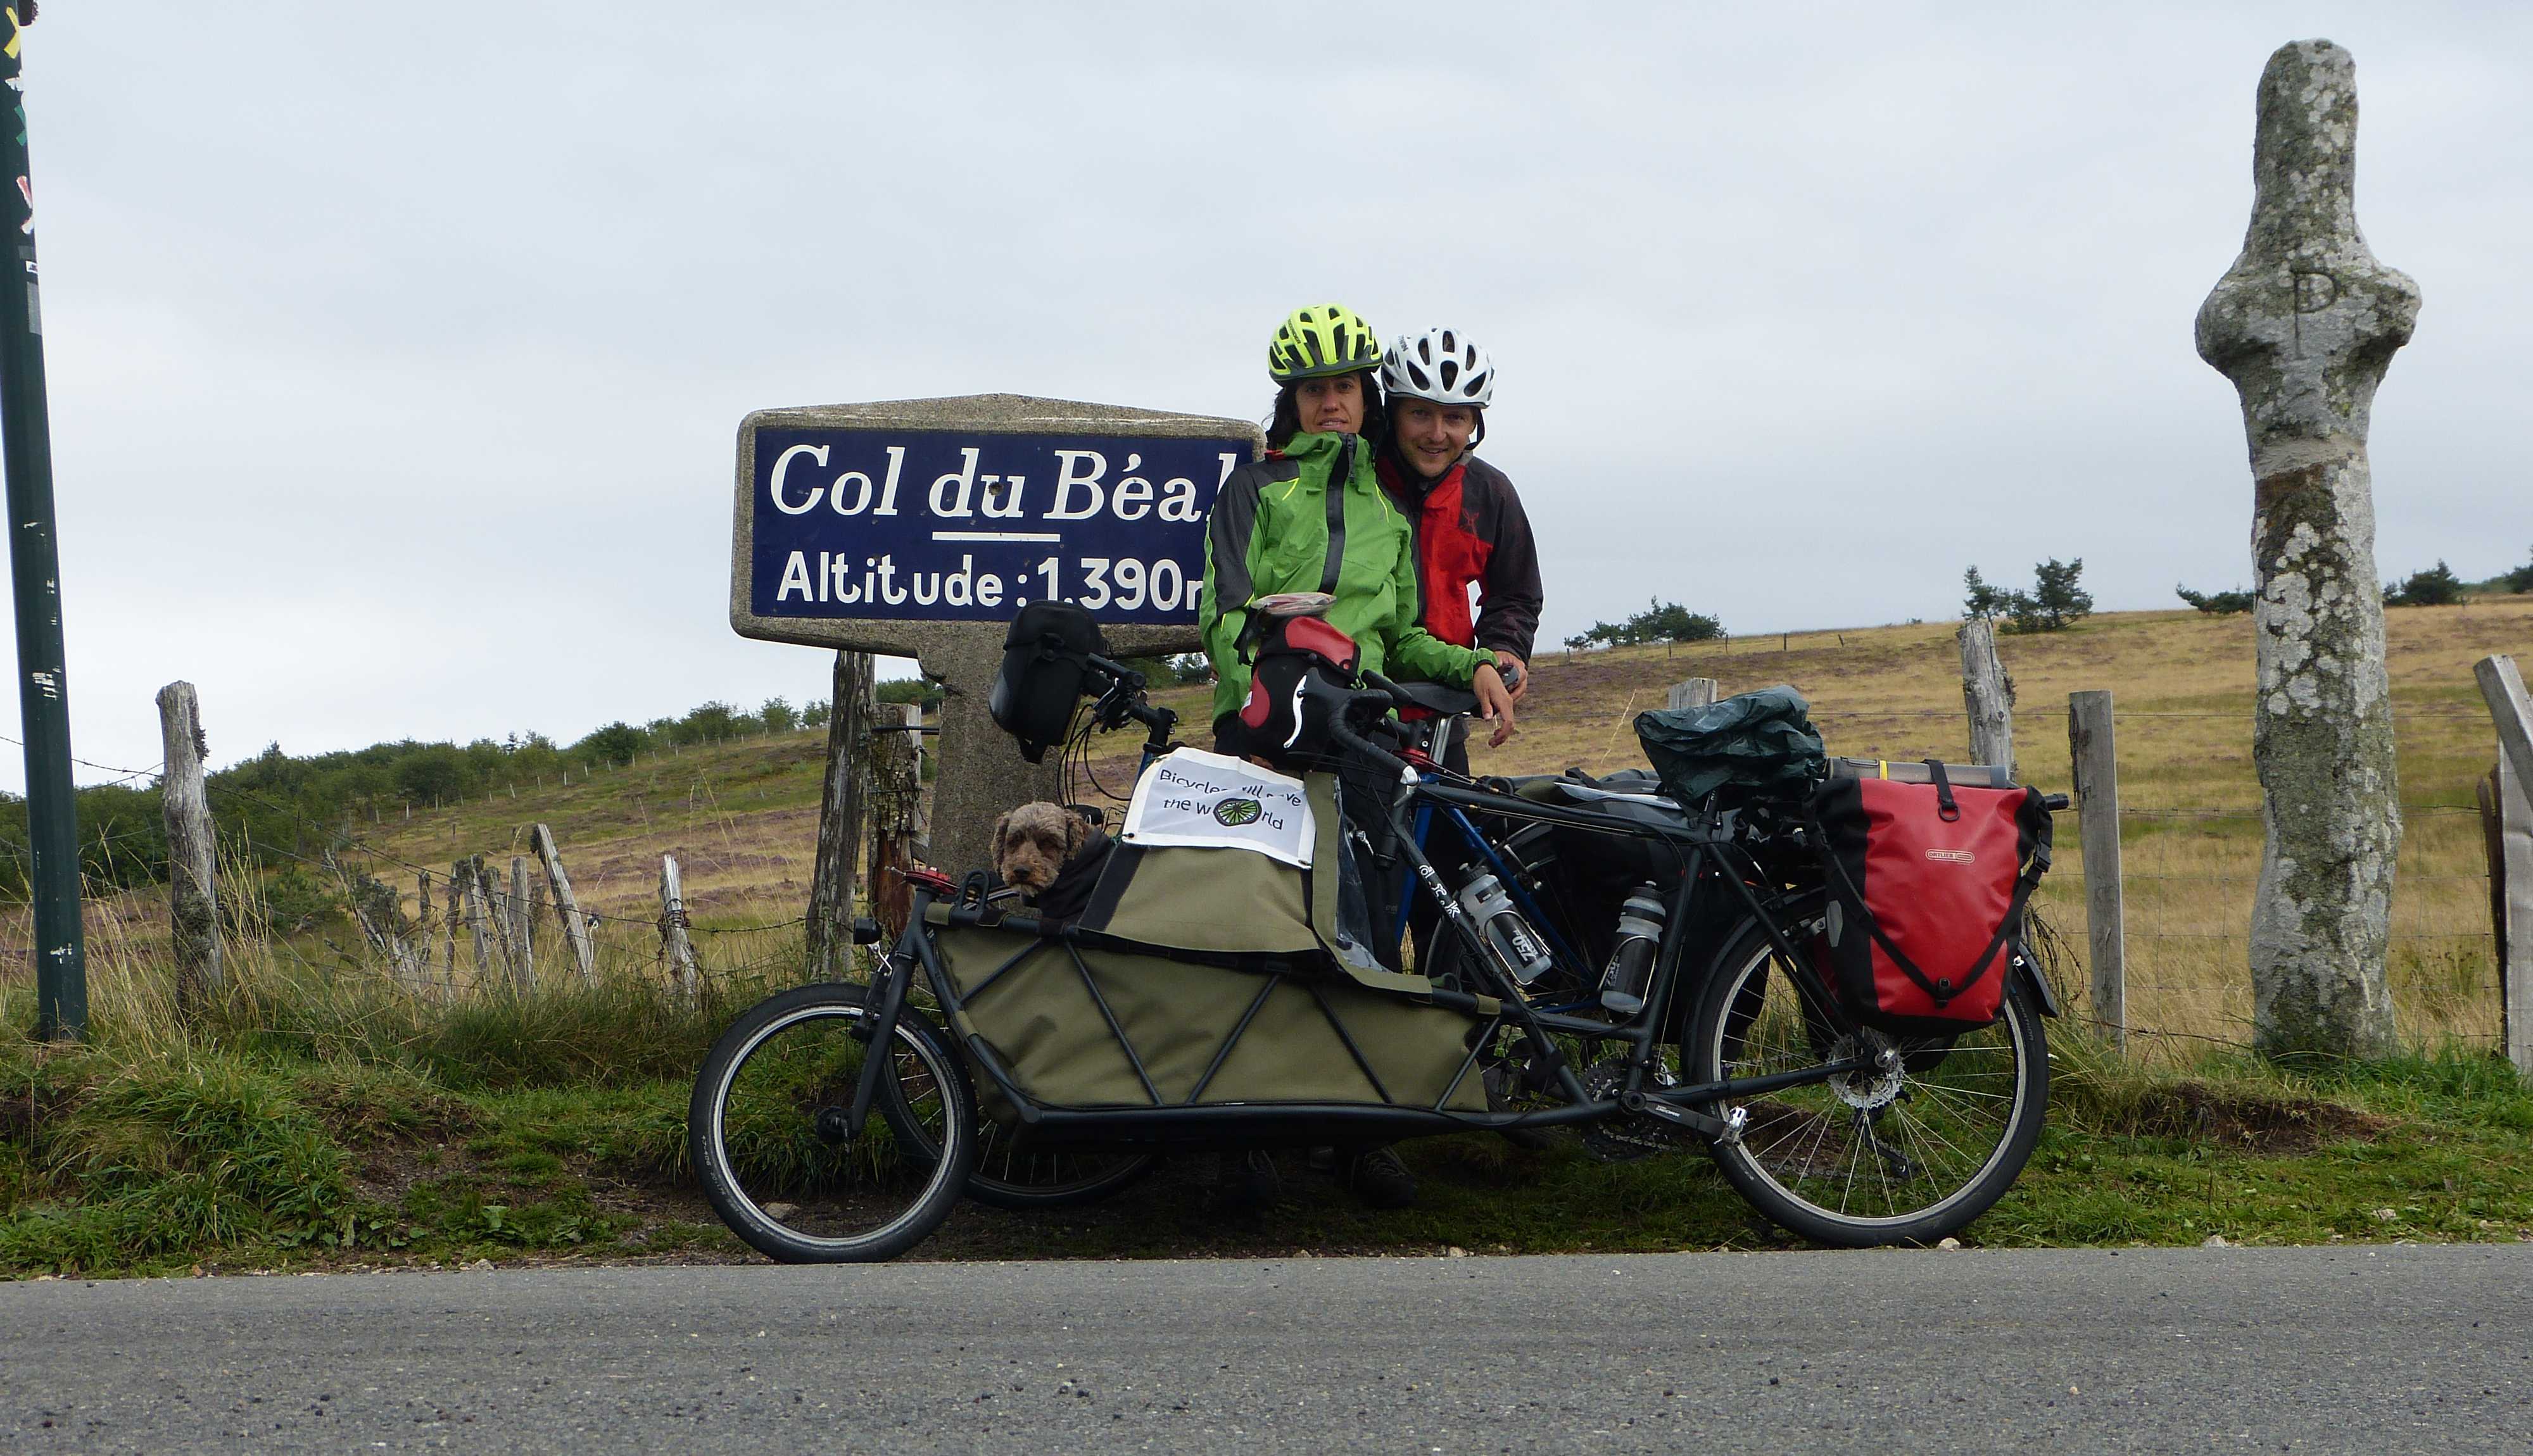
[1,1245,2526,1453]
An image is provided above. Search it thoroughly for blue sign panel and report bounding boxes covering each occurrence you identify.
[747,428,1251,625]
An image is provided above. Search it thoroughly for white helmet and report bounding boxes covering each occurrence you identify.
[1381,327,1496,408]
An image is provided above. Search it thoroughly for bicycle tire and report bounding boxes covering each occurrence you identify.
[965,1132,1157,1211]
[1684,914,2047,1247]
[688,981,976,1264]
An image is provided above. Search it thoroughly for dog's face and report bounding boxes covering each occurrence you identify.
[991,803,1093,896]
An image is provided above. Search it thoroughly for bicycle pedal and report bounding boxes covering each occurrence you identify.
[1721,1105,1749,1147]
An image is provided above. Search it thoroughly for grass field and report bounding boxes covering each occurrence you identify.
[5,599,2530,1278]
[308,598,2533,1054]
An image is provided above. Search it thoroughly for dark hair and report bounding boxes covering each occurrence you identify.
[1264,370,1385,451]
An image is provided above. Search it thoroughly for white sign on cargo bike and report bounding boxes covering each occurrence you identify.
[1121,748,1316,868]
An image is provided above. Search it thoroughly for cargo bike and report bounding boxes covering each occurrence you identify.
[688,607,2068,1262]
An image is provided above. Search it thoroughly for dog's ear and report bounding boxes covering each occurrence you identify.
[1063,812,1090,858]
[991,810,1013,853]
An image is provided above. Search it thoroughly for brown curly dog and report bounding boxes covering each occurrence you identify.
[990,803,1104,898]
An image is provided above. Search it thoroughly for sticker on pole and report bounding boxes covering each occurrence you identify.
[1121,748,1315,867]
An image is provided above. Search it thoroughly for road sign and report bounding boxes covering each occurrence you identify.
[731,396,1260,659]
[730,394,1263,882]
[747,427,1244,628]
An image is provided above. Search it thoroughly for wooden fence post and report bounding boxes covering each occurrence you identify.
[2477,656,2533,1077]
[463,855,499,988]
[2068,690,2125,1052]
[905,703,930,852]
[659,853,698,1003]
[415,871,442,998]
[868,710,923,940]
[807,650,875,977]
[532,823,597,986]
[1959,618,2015,779]
[443,859,464,995]
[1666,678,1719,712]
[155,681,222,1012]
[507,855,536,993]
[2479,655,2533,815]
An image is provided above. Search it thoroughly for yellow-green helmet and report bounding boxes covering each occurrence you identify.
[1267,303,1382,383]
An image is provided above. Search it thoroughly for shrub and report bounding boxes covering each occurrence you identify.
[1567,599,1725,651]
[877,677,945,710]
[2499,546,2532,595]
[2176,584,2254,615]
[2384,561,2465,607]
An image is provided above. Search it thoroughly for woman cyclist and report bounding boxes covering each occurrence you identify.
[1201,304,1514,760]
[1196,303,1513,1210]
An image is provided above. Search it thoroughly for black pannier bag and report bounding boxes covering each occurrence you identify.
[1633,685,1827,806]
[1219,615,1361,771]
[1809,760,2054,1035]
[990,601,1104,763]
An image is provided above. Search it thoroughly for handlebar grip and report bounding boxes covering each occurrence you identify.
[2042,793,2071,812]
[1327,714,1412,780]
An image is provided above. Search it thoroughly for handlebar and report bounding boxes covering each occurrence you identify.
[2042,793,2071,812]
[1324,694,1414,781]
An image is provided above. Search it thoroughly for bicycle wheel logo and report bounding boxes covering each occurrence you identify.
[1213,798,1263,827]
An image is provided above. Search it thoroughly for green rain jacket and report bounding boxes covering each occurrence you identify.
[1199,430,1489,725]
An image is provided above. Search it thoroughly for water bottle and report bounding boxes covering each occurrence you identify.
[1597,883,1667,1015]
[1455,871,1554,986]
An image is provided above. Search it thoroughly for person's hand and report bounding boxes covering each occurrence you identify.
[1494,651,1530,706]
[1472,662,1517,747]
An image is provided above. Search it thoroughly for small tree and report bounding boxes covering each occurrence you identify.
[1962,566,2012,621]
[2384,560,2464,607]
[2176,583,2255,615]
[759,696,799,734]
[1964,559,2092,633]
[2018,558,2093,632]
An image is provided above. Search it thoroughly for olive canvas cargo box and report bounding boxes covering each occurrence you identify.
[928,773,1496,1122]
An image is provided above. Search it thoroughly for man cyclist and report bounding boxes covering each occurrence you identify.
[1375,326,1541,742]
[1375,327,1544,965]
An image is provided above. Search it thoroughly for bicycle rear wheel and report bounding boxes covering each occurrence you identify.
[966,1131,1156,1211]
[1684,915,2046,1247]
[688,982,975,1263]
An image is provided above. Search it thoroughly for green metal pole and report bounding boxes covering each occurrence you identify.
[0,4,85,1040]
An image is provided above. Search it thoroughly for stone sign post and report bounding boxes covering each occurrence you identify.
[730,394,1261,883]
[2195,40,2419,1058]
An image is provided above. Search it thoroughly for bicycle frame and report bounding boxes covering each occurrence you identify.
[847,751,1878,1154]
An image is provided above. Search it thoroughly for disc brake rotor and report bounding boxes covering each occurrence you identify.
[1827,1031,1907,1112]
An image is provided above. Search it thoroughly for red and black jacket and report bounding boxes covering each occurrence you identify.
[1374,449,1544,663]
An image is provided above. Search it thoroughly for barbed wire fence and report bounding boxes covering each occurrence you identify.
[0,730,850,1009]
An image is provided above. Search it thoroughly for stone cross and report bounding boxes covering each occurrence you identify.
[2195,39,2420,1058]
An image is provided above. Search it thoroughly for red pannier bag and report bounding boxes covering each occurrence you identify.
[1809,761,2054,1034]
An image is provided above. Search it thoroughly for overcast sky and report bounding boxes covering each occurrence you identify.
[10,1,2530,788]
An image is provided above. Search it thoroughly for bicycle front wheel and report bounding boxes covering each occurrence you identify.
[1684,917,2047,1247]
[688,982,976,1263]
